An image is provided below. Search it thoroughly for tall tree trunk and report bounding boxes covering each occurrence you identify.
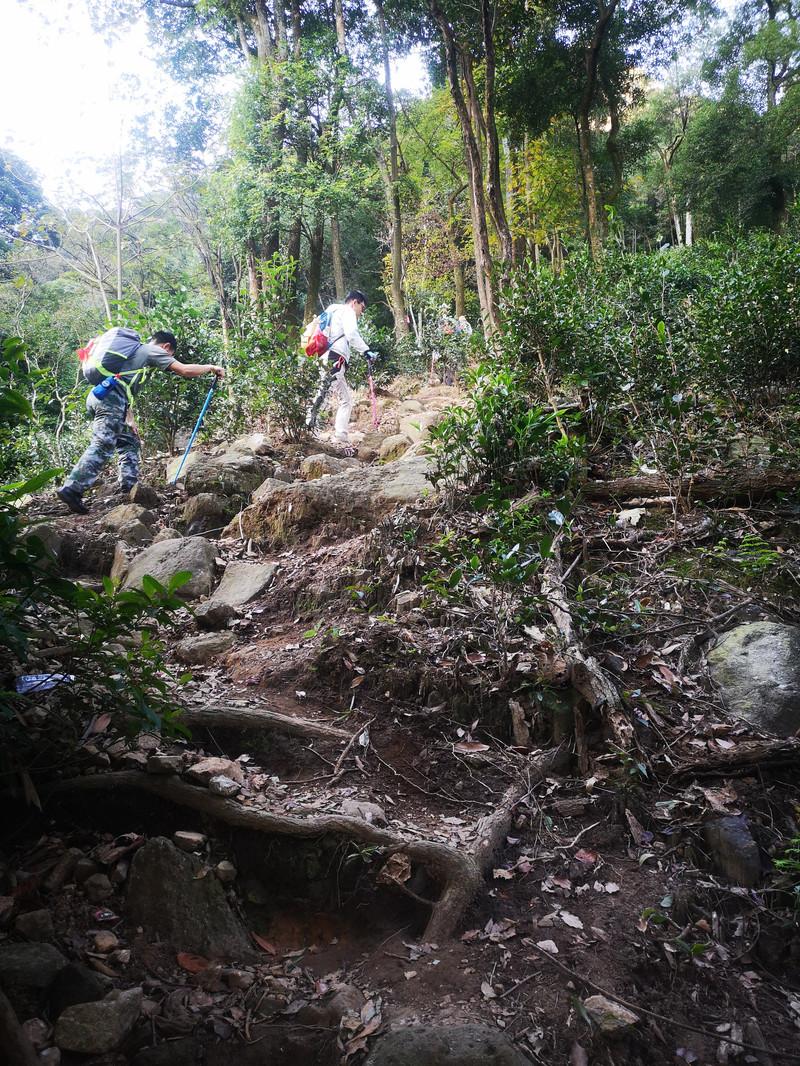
[430,0,497,334]
[576,0,620,261]
[285,214,303,324]
[304,216,325,323]
[246,243,261,304]
[376,0,410,339]
[446,195,466,317]
[480,0,513,267]
[330,217,346,299]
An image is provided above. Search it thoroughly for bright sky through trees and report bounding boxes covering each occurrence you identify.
[0,0,428,202]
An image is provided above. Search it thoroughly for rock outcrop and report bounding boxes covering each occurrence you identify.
[122,537,218,600]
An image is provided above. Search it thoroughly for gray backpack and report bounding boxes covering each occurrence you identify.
[82,327,142,386]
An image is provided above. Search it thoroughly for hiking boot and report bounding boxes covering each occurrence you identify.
[57,486,89,515]
[115,481,137,495]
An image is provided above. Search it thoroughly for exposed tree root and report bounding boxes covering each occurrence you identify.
[583,468,800,503]
[181,704,350,743]
[671,738,800,778]
[53,749,558,941]
[541,539,633,750]
[0,988,38,1066]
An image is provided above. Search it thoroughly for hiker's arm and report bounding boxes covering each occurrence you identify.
[342,306,369,354]
[168,362,225,380]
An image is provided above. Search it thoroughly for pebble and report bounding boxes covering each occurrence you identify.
[93,931,119,953]
[215,860,237,883]
[173,831,207,853]
[83,874,113,903]
[208,775,240,797]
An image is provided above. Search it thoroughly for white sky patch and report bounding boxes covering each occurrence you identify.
[391,49,430,96]
[1,0,185,203]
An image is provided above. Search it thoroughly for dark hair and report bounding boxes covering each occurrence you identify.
[345,290,367,307]
[151,330,178,351]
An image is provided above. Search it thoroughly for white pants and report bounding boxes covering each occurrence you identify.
[330,366,353,441]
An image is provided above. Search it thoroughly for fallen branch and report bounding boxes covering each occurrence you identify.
[52,750,558,941]
[670,738,800,778]
[181,704,350,743]
[583,468,800,504]
[542,538,633,750]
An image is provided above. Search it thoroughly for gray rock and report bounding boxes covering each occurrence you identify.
[272,464,296,483]
[209,775,241,797]
[379,434,412,461]
[183,450,274,498]
[126,838,252,959]
[129,483,161,509]
[300,453,360,480]
[340,799,387,825]
[0,942,67,988]
[215,860,237,883]
[49,963,110,1018]
[173,831,206,852]
[23,521,62,562]
[14,909,54,941]
[253,476,294,502]
[583,995,639,1034]
[704,816,762,886]
[364,1024,531,1066]
[152,527,182,544]
[394,589,423,615]
[146,754,183,775]
[84,873,114,902]
[228,456,433,547]
[182,493,236,536]
[227,433,273,457]
[74,857,100,883]
[54,987,142,1054]
[103,504,156,533]
[399,411,443,443]
[296,982,364,1027]
[116,519,154,547]
[707,622,800,736]
[186,756,245,786]
[22,1017,50,1051]
[208,560,277,608]
[110,541,137,582]
[175,631,235,664]
[195,600,238,630]
[123,537,218,601]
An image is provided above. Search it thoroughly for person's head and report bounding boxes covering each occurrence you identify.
[150,330,177,355]
[345,290,367,318]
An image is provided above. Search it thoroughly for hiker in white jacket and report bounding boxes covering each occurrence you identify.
[305,290,377,450]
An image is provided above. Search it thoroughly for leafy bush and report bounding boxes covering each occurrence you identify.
[426,362,584,502]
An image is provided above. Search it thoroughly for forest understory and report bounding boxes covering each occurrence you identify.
[2,376,800,1066]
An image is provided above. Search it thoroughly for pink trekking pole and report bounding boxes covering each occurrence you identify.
[366,354,380,429]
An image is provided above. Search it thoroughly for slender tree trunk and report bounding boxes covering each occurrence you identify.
[285,214,303,324]
[86,230,112,322]
[246,243,261,304]
[376,0,410,339]
[430,0,497,334]
[330,217,346,299]
[447,197,466,316]
[481,0,513,267]
[304,216,325,323]
[685,210,693,246]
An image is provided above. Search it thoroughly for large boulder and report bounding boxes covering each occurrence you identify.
[364,1024,531,1066]
[225,457,433,547]
[379,434,412,461]
[253,477,293,503]
[183,449,275,498]
[54,987,142,1054]
[126,837,253,960]
[0,942,68,1016]
[206,561,278,608]
[707,622,800,736]
[122,537,217,600]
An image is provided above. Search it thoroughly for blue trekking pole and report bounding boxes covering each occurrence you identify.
[170,375,219,484]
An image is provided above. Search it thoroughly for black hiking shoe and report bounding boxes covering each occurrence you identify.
[56,486,90,515]
[115,481,137,495]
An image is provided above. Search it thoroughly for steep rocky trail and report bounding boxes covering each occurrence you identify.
[4,379,800,1065]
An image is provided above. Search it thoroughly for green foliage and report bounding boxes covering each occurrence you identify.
[426,362,584,502]
[0,338,189,794]
[774,835,800,912]
[712,531,782,576]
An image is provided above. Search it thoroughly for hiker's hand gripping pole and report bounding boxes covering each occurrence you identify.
[170,372,221,485]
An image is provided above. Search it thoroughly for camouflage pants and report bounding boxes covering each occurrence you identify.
[63,394,141,495]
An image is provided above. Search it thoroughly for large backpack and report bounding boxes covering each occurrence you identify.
[300,308,344,358]
[79,327,143,403]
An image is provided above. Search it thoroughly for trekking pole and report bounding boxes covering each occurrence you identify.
[368,367,380,429]
[170,375,219,485]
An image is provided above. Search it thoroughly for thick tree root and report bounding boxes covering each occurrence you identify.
[181,704,350,743]
[53,749,558,941]
[583,468,800,503]
[671,738,800,777]
[541,540,633,750]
